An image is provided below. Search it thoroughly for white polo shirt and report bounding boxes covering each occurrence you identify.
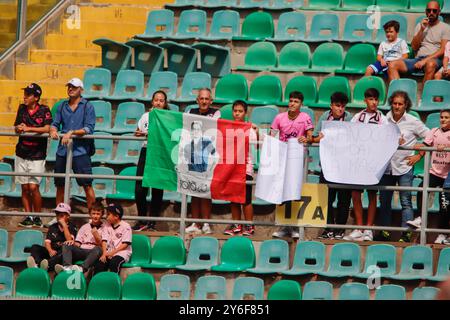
[385,111,430,176]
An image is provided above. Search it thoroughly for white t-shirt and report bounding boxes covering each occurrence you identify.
[351,110,388,125]
[378,38,409,61]
[137,112,149,147]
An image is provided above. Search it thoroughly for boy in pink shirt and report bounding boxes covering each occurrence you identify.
[93,203,132,274]
[271,91,314,239]
[408,109,450,244]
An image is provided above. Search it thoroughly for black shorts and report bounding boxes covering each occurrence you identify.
[54,154,93,187]
[245,175,253,205]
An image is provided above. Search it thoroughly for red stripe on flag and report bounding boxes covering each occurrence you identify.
[210,119,251,204]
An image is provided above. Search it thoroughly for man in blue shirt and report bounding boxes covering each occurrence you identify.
[50,78,96,212]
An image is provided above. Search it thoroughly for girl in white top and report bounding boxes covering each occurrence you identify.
[133,90,169,232]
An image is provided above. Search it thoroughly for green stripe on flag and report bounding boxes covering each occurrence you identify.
[142,109,183,191]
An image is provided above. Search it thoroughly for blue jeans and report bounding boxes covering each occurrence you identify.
[379,168,414,228]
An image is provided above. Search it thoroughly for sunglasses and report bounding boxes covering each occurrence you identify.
[426,8,439,13]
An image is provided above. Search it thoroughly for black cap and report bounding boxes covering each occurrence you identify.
[106,203,123,219]
[22,83,42,97]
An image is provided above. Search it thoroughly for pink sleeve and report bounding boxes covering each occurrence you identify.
[424,128,437,146]
[304,114,314,131]
[122,225,132,244]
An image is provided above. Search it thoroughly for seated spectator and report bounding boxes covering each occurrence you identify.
[223,100,258,236]
[312,92,352,240]
[27,203,77,271]
[434,41,450,80]
[93,203,132,275]
[408,109,450,245]
[54,201,105,274]
[365,20,409,77]
[377,91,429,242]
[388,1,450,83]
[344,89,388,242]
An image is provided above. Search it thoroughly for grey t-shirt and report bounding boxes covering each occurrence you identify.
[414,21,450,57]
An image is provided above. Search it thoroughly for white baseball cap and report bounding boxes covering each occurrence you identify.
[66,78,84,89]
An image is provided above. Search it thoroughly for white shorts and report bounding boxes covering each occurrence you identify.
[14,156,45,185]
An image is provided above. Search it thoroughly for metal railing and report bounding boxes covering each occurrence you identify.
[0,131,449,245]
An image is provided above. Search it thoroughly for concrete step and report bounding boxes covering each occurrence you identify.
[60,20,144,39]
[0,80,68,99]
[45,34,101,51]
[30,49,101,66]
[15,62,87,82]
[78,5,148,24]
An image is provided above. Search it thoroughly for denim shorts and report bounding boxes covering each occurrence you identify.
[404,56,443,73]
[54,154,93,187]
[369,60,389,74]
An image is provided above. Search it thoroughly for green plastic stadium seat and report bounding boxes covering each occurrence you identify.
[376,0,408,11]
[237,41,277,72]
[214,74,248,104]
[122,273,156,300]
[45,138,59,162]
[106,166,137,200]
[90,132,113,163]
[51,271,87,299]
[380,79,418,110]
[200,10,240,40]
[355,244,397,278]
[176,236,219,271]
[268,12,306,42]
[157,274,190,300]
[302,106,315,124]
[0,230,43,263]
[108,102,145,134]
[108,70,145,101]
[303,43,344,73]
[136,9,174,39]
[373,14,408,44]
[336,0,375,11]
[141,236,186,269]
[268,0,304,10]
[339,283,369,300]
[173,72,211,104]
[0,163,13,196]
[169,9,206,40]
[87,272,121,300]
[106,134,141,165]
[247,75,282,105]
[281,241,326,276]
[317,243,361,278]
[389,245,433,280]
[231,277,265,300]
[139,71,177,102]
[341,14,373,42]
[348,76,386,108]
[192,42,231,77]
[303,0,340,10]
[240,0,270,8]
[194,275,227,300]
[302,281,333,300]
[122,234,152,268]
[267,280,302,300]
[15,268,50,298]
[282,76,317,107]
[91,100,112,132]
[404,0,443,12]
[219,104,241,121]
[375,284,406,300]
[126,40,164,76]
[211,237,255,272]
[168,104,180,112]
[0,266,13,297]
[232,11,274,41]
[408,110,420,119]
[271,42,310,72]
[0,229,7,259]
[93,38,131,74]
[184,104,199,113]
[90,167,114,199]
[310,76,351,108]
[159,41,197,77]
[307,174,320,183]
[427,247,450,282]
[306,13,339,42]
[412,287,440,300]
[416,80,450,112]
[250,106,279,126]
[247,239,289,274]
[443,0,450,13]
[425,113,441,132]
[83,68,111,99]
[335,43,376,75]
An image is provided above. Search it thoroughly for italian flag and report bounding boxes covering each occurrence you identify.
[143,109,251,204]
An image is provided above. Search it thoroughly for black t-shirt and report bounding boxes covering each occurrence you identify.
[189,107,219,117]
[46,221,78,251]
[14,104,52,160]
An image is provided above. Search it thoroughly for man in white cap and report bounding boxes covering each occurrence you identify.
[49,78,96,222]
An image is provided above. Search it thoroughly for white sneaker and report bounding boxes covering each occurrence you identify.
[202,223,212,234]
[71,265,83,272]
[407,217,422,230]
[435,234,447,244]
[54,264,71,274]
[40,259,48,271]
[343,229,364,241]
[45,218,57,228]
[291,230,300,239]
[185,223,202,234]
[27,256,37,268]
[443,237,450,245]
[272,227,291,238]
[363,230,373,241]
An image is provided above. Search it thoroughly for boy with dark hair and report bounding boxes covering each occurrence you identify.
[93,203,132,274]
[366,20,409,76]
[54,201,105,274]
[345,89,388,241]
[312,92,353,240]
